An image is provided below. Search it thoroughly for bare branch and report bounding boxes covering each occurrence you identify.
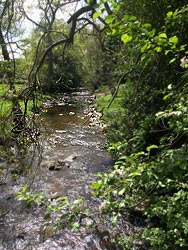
[76,17,106,50]
[103,53,145,113]
[20,7,45,29]
[35,38,68,77]
[67,0,97,24]
[67,0,97,43]
[104,2,113,15]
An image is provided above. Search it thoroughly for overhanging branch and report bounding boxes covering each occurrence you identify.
[67,0,97,43]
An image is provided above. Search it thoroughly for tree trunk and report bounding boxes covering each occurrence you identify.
[0,28,10,61]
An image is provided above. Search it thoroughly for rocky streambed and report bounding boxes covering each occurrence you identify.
[0,89,146,250]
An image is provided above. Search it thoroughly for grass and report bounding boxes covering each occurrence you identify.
[0,101,12,117]
[0,84,9,95]
[0,84,26,118]
[0,83,26,95]
[0,83,48,136]
[94,85,111,94]
[96,94,123,112]
[95,84,125,113]
[0,84,45,118]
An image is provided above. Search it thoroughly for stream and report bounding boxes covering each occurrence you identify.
[0,89,146,250]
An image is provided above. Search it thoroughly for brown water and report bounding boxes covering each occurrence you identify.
[0,89,146,250]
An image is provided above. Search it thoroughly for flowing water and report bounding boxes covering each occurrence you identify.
[0,89,146,250]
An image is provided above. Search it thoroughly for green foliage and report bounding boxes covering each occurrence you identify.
[12,1,188,248]
[91,1,188,249]
[92,141,188,248]
[2,0,188,249]
[53,43,82,92]
[0,84,44,117]
[22,21,102,93]
[0,61,13,82]
[96,88,124,112]
[16,186,91,232]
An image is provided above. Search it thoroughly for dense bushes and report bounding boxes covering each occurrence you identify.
[93,1,188,249]
[96,83,188,248]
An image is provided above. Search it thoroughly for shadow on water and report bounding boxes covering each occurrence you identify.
[0,89,147,250]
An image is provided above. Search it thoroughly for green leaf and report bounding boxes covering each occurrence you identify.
[129,15,137,21]
[123,14,130,21]
[155,46,162,53]
[159,33,167,39]
[169,58,176,64]
[146,145,158,152]
[165,50,172,55]
[73,199,84,205]
[112,29,119,36]
[118,187,126,195]
[93,12,101,19]
[167,11,173,18]
[22,185,27,193]
[156,111,166,119]
[121,33,132,44]
[57,197,68,202]
[143,23,152,29]
[16,195,24,201]
[111,215,118,226]
[71,222,80,231]
[169,36,178,45]
[141,43,150,52]
[91,182,101,189]
[163,93,172,101]
[105,15,114,24]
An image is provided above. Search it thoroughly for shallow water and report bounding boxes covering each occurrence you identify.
[0,89,146,250]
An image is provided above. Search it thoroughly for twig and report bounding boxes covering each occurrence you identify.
[102,53,144,114]
[128,183,158,209]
